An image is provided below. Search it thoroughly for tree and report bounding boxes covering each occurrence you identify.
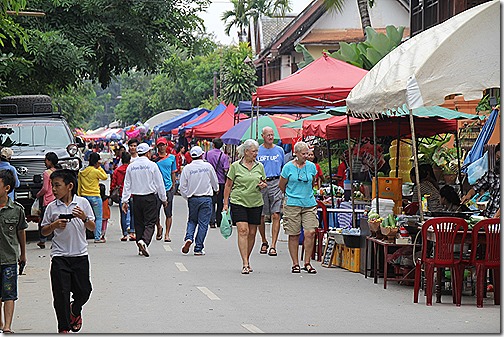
[221,0,291,42]
[220,42,257,106]
[2,0,210,92]
[323,0,375,36]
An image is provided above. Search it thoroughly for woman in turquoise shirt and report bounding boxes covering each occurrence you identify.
[279,141,318,274]
[223,139,267,275]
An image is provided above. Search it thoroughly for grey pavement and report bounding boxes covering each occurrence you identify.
[14,195,501,334]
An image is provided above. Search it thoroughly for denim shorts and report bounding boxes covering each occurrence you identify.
[0,264,18,301]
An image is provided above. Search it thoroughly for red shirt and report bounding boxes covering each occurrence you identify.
[111,163,128,195]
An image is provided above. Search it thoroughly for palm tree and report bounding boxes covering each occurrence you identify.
[221,0,292,43]
[323,0,374,36]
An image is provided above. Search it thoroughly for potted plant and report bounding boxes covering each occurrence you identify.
[431,147,461,184]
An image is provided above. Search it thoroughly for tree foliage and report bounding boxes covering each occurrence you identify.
[1,0,210,93]
[220,42,256,106]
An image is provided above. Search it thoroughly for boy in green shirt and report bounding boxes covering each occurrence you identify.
[0,169,27,333]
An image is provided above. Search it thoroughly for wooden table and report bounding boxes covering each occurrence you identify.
[365,236,421,289]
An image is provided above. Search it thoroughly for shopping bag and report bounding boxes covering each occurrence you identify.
[467,151,488,185]
[110,186,121,204]
[31,198,40,216]
[220,210,232,239]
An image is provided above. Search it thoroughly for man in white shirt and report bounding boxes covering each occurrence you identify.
[179,146,219,255]
[122,143,167,257]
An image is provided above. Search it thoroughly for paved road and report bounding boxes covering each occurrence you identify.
[14,195,500,333]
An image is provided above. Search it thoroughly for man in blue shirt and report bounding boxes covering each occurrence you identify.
[0,147,20,200]
[257,126,284,256]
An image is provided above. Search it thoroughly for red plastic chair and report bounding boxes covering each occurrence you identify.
[404,202,419,215]
[469,218,500,308]
[314,200,329,261]
[413,217,468,306]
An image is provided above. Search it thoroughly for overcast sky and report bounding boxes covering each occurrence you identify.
[200,0,313,45]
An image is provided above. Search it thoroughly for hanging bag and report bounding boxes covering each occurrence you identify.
[31,198,41,216]
[467,151,488,185]
[110,186,121,204]
[220,210,232,239]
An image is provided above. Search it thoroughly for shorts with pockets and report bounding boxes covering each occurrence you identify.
[0,264,18,301]
[261,179,283,215]
[282,204,318,235]
[230,203,263,225]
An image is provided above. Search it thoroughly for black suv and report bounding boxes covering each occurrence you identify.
[0,95,84,221]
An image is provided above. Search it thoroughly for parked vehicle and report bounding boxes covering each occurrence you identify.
[0,95,84,222]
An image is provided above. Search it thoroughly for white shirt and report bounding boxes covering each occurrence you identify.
[179,159,219,199]
[41,195,95,257]
[122,156,166,202]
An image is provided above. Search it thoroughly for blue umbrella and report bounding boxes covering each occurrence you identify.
[462,108,499,170]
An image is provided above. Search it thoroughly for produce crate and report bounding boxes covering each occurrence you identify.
[342,246,361,272]
[332,244,345,267]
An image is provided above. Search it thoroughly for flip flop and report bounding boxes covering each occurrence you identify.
[70,302,83,332]
[164,238,171,242]
[260,242,269,254]
[268,247,277,256]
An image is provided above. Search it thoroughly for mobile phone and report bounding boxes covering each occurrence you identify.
[58,213,75,220]
[19,261,26,275]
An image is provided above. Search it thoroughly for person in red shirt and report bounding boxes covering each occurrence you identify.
[110,152,134,241]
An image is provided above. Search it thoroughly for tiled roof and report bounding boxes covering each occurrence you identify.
[301,28,411,45]
[261,16,295,48]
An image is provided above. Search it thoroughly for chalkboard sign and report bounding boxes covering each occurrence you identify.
[322,237,336,267]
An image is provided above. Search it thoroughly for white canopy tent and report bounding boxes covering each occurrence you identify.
[346,0,499,116]
[145,109,187,130]
[345,0,500,220]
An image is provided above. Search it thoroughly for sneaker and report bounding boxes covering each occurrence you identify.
[194,250,205,256]
[181,239,192,254]
[137,240,149,257]
[138,249,143,256]
[94,239,106,243]
[209,223,216,228]
[37,241,46,249]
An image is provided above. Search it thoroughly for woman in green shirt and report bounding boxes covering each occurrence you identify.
[224,139,267,275]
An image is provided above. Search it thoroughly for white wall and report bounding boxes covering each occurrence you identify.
[312,0,409,31]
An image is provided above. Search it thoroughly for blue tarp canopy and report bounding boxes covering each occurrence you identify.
[153,107,209,134]
[179,103,227,132]
[237,101,323,115]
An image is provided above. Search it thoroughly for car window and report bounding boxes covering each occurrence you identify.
[0,122,72,148]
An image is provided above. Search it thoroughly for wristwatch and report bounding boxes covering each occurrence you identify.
[83,216,89,223]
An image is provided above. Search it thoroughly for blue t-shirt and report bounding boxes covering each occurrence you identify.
[0,161,20,200]
[156,154,177,191]
[257,145,284,178]
[280,161,317,207]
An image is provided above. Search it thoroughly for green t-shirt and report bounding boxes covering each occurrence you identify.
[0,198,28,265]
[227,160,266,208]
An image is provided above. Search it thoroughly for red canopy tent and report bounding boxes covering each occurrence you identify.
[191,103,239,139]
[252,53,368,107]
[303,115,458,140]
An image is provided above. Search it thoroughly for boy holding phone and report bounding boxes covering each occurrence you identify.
[41,169,95,333]
[0,170,27,333]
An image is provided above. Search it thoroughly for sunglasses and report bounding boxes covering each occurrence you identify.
[297,167,308,182]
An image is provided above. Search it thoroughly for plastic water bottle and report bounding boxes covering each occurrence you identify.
[344,180,351,201]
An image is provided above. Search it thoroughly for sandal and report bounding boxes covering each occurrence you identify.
[69,302,83,332]
[2,329,14,333]
[247,265,253,273]
[291,265,301,273]
[302,263,317,274]
[268,247,277,256]
[259,242,269,254]
[241,266,250,274]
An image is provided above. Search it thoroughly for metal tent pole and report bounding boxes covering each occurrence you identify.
[373,118,379,216]
[327,139,334,208]
[409,109,424,222]
[346,113,356,227]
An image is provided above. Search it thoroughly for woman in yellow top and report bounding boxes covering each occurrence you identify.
[78,152,108,242]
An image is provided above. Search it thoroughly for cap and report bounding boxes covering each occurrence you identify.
[190,146,204,158]
[137,143,151,155]
[156,137,168,146]
[0,147,13,160]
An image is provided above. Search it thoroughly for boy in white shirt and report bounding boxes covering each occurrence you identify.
[41,169,95,333]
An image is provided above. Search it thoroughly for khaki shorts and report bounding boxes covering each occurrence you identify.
[282,204,318,235]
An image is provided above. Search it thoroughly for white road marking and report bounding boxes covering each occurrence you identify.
[175,262,188,272]
[163,245,172,251]
[241,324,264,333]
[197,286,221,300]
